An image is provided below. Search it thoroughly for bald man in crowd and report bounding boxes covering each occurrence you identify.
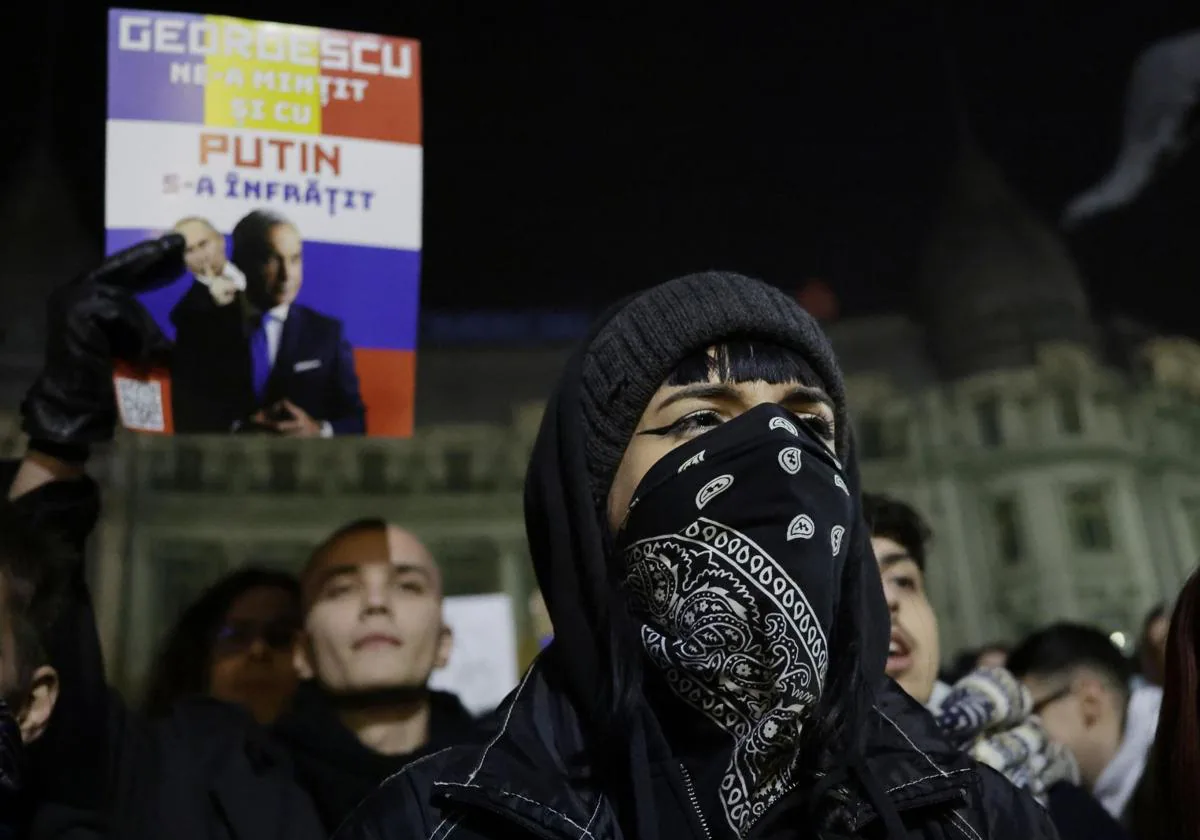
[273,518,480,830]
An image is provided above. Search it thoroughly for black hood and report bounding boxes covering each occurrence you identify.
[523,271,890,762]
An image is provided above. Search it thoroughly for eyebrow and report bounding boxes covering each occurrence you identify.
[876,550,916,570]
[654,383,834,414]
[314,562,432,588]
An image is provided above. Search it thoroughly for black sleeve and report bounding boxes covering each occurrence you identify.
[977,764,1063,840]
[330,770,430,840]
[0,460,112,817]
[1048,781,1134,840]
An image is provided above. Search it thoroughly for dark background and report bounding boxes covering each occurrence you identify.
[3,3,1198,330]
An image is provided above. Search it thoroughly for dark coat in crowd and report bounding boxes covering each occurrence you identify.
[5,460,479,840]
[1046,782,1132,840]
[4,462,109,839]
[334,273,1058,840]
[273,681,477,832]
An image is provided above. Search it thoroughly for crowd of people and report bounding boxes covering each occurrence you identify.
[0,235,1196,839]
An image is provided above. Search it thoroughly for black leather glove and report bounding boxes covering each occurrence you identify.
[21,234,185,458]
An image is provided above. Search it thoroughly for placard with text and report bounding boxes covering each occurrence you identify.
[105,9,420,437]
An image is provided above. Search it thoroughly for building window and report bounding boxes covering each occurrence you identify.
[1066,484,1114,551]
[151,540,227,635]
[359,451,387,494]
[858,417,885,460]
[435,538,501,594]
[856,415,909,460]
[975,397,1003,447]
[1183,498,1200,555]
[269,450,298,493]
[247,542,311,572]
[1055,388,1083,434]
[175,444,203,491]
[991,496,1024,566]
[443,449,473,492]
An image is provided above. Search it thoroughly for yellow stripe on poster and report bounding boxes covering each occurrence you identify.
[202,15,322,134]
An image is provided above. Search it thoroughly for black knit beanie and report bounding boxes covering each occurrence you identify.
[579,270,848,506]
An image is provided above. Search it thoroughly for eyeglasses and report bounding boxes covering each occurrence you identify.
[1031,684,1073,716]
[212,619,298,657]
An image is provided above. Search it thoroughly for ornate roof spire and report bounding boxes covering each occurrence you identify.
[917,136,1096,378]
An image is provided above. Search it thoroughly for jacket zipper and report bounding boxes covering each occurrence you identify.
[679,765,713,840]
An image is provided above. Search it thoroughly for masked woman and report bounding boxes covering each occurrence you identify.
[351,273,1057,839]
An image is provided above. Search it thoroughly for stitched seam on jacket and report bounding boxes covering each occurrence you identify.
[430,814,463,840]
[580,797,603,838]
[884,767,970,795]
[331,746,459,840]
[466,665,538,782]
[950,809,985,840]
[438,782,598,840]
[874,707,951,777]
[429,666,539,840]
[376,746,458,793]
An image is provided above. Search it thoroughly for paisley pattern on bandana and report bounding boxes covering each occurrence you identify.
[619,405,854,838]
[625,521,827,833]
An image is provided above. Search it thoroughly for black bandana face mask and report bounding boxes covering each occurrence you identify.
[616,403,855,838]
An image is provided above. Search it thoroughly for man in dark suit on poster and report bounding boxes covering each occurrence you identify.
[171,210,366,436]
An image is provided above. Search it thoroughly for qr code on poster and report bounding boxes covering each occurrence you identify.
[114,376,166,432]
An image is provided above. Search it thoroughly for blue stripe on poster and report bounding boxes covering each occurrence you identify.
[105,228,420,352]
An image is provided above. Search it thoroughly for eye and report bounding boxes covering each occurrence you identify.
[664,409,724,438]
[322,580,355,599]
[891,575,917,591]
[796,412,835,444]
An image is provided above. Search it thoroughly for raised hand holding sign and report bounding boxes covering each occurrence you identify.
[21,234,185,454]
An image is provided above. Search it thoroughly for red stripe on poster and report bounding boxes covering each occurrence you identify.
[356,348,416,437]
[320,34,421,145]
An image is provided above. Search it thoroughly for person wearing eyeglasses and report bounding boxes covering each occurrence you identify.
[1008,623,1162,824]
[142,568,302,725]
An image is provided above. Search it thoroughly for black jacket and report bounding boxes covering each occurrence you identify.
[336,663,1057,840]
[273,682,480,832]
[1046,782,1131,840]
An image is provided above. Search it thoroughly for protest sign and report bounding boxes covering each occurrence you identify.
[105,9,421,436]
[429,593,520,716]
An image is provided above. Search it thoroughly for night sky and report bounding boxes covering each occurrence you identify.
[4,3,1200,332]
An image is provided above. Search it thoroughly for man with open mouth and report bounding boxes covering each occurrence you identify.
[864,492,1131,840]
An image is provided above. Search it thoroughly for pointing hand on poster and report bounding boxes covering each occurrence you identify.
[22,235,183,453]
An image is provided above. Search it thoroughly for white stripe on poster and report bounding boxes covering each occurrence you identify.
[105,119,422,250]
